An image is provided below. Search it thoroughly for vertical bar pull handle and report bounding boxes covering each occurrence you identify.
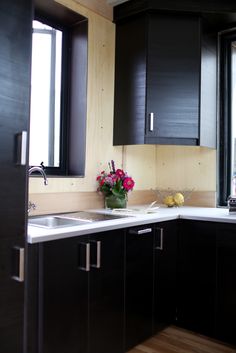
[149,113,154,132]
[90,240,101,269]
[12,247,25,282]
[155,227,164,250]
[15,131,27,165]
[78,242,90,272]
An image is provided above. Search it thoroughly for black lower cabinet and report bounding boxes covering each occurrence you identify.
[89,231,125,353]
[0,237,25,353]
[125,225,155,351]
[177,220,216,337]
[38,229,125,353]
[40,235,89,353]
[216,223,236,345]
[153,221,178,332]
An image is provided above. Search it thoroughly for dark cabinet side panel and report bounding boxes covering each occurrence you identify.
[113,15,147,145]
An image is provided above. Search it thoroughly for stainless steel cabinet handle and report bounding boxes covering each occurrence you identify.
[15,131,27,165]
[12,247,25,282]
[149,113,154,132]
[129,228,152,235]
[90,240,101,269]
[78,242,90,272]
[155,227,163,250]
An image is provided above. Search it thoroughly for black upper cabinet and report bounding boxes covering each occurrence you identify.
[113,11,216,147]
[0,0,31,352]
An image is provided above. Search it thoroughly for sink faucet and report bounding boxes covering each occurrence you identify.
[28,165,48,213]
[28,165,48,185]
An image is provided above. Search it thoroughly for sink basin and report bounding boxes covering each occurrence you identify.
[28,216,91,229]
[28,211,131,229]
[59,211,130,222]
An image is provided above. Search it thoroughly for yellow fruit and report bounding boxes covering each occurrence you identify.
[163,195,175,207]
[173,192,184,206]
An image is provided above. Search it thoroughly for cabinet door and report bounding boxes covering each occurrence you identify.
[216,223,236,345]
[40,236,89,353]
[0,0,31,352]
[89,230,125,353]
[177,220,216,337]
[125,225,154,351]
[153,221,178,332]
[146,14,200,143]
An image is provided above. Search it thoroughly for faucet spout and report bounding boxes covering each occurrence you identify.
[29,166,48,185]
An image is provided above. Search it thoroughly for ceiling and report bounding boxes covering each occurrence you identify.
[107,0,129,6]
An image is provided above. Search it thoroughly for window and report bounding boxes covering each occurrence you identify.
[30,1,88,176]
[30,20,62,168]
[219,31,236,205]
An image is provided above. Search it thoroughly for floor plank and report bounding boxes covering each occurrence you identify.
[128,326,236,353]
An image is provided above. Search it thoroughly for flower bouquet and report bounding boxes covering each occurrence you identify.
[96,160,135,209]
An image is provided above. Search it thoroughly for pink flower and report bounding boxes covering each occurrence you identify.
[100,178,105,186]
[123,177,135,191]
[111,173,118,181]
[116,169,125,178]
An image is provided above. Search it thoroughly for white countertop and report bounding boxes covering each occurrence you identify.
[27,205,236,244]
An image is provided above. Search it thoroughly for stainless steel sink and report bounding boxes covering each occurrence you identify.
[28,216,91,229]
[59,211,130,222]
[28,211,130,229]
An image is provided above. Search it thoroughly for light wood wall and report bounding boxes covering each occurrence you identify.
[29,0,217,211]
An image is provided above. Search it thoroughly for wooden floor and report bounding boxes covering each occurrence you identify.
[128,326,236,353]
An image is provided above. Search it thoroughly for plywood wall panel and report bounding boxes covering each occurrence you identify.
[156,146,216,191]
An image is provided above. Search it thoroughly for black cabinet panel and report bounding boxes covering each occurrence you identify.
[154,221,178,332]
[89,230,125,353]
[216,223,236,345]
[25,244,39,353]
[177,220,216,337]
[0,237,25,353]
[0,0,31,352]
[40,236,89,353]
[146,14,200,140]
[125,225,154,350]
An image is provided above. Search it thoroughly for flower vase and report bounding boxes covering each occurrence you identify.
[105,194,127,209]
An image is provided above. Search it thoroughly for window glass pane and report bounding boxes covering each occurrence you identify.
[231,42,236,194]
[29,20,62,167]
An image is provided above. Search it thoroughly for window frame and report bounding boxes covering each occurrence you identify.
[31,1,88,177]
[31,14,70,176]
[218,30,236,206]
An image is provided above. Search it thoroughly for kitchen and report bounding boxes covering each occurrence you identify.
[1,0,236,352]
